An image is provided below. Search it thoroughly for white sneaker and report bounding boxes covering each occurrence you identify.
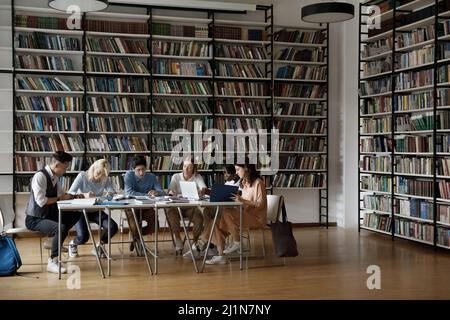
[47,257,67,274]
[205,255,227,265]
[68,240,78,258]
[175,239,183,251]
[182,249,199,259]
[223,241,240,254]
[91,245,106,258]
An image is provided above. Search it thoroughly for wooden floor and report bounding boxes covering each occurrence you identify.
[1,227,450,299]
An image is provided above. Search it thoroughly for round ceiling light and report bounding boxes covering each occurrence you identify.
[301,2,355,23]
[49,0,108,12]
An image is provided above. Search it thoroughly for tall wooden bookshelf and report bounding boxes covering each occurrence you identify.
[359,0,450,249]
[6,0,329,225]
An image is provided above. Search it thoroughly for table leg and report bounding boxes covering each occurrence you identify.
[200,206,220,272]
[58,209,61,280]
[240,205,243,271]
[132,208,153,275]
[155,207,158,275]
[178,207,198,273]
[84,209,105,278]
[107,208,111,277]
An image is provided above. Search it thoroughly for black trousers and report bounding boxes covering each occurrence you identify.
[25,210,81,259]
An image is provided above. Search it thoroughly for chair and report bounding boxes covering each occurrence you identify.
[0,206,45,271]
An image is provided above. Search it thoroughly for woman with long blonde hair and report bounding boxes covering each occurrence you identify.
[67,159,118,258]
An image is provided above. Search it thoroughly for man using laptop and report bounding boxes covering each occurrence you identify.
[124,155,164,256]
[166,156,207,254]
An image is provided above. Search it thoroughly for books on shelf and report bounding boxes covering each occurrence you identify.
[363,194,391,212]
[274,47,325,62]
[16,114,83,132]
[87,155,149,171]
[395,91,434,112]
[274,102,324,116]
[363,212,392,232]
[152,41,210,57]
[360,136,392,153]
[16,96,82,112]
[276,65,327,80]
[86,19,148,34]
[88,96,148,113]
[214,25,267,41]
[215,44,267,60]
[361,175,392,193]
[274,84,326,99]
[438,204,450,224]
[15,55,75,71]
[216,100,266,115]
[217,62,264,78]
[279,155,326,170]
[15,32,81,51]
[395,156,432,175]
[272,173,326,188]
[362,37,392,59]
[362,57,392,77]
[361,155,391,173]
[360,96,392,115]
[437,226,450,247]
[152,136,175,152]
[152,155,210,171]
[15,156,83,172]
[87,77,149,92]
[397,198,433,220]
[273,29,325,44]
[87,135,148,152]
[395,135,433,153]
[215,82,267,96]
[396,176,433,197]
[361,116,391,134]
[87,37,149,54]
[153,99,209,114]
[16,133,84,152]
[215,118,266,131]
[153,80,211,95]
[395,218,434,243]
[274,119,325,134]
[86,56,149,74]
[88,115,150,132]
[153,60,212,76]
[397,45,435,70]
[438,158,450,176]
[152,23,209,38]
[360,78,391,96]
[15,15,80,31]
[279,137,325,152]
[395,113,434,132]
[396,68,434,91]
[395,24,439,49]
[152,117,212,132]
[16,77,83,91]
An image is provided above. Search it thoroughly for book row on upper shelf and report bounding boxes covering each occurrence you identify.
[360,135,450,153]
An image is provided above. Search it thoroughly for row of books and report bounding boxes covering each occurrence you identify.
[438,204,450,224]
[396,157,432,176]
[395,24,439,49]
[213,26,268,41]
[153,80,211,95]
[15,32,81,51]
[279,155,326,170]
[274,84,326,99]
[86,19,148,34]
[395,218,434,242]
[153,99,209,114]
[153,60,212,76]
[396,68,434,90]
[88,116,151,132]
[152,23,208,38]
[216,100,267,115]
[16,115,83,132]
[152,156,211,171]
[15,55,75,71]
[215,82,267,96]
[362,194,391,212]
[362,57,391,77]
[274,102,324,117]
[87,77,149,92]
[273,48,325,63]
[215,118,266,132]
[152,41,210,57]
[272,173,326,188]
[15,156,83,172]
[217,63,264,78]
[15,15,79,31]
[279,137,326,152]
[16,96,82,112]
[273,29,326,44]
[361,116,391,134]
[396,176,433,197]
[360,78,391,96]
[16,134,84,152]
[274,119,325,134]
[363,212,392,232]
[361,175,392,193]
[215,44,267,60]
[362,37,392,59]
[360,155,391,173]
[17,176,76,192]
[16,77,83,91]
[398,198,433,220]
[86,57,149,74]
[152,117,212,132]
[437,227,450,247]
[152,136,175,152]
[88,97,148,113]
[87,155,150,171]
[438,180,450,199]
[87,135,148,152]
[276,65,327,81]
[397,113,434,132]
[360,136,392,153]
[361,97,392,115]
[86,37,149,54]
[397,45,435,70]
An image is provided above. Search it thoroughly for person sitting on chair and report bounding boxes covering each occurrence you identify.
[67,159,119,259]
[25,151,82,274]
[166,155,206,255]
[206,159,267,265]
[124,155,164,256]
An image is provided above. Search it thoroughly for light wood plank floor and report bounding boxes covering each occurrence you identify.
[1,227,449,299]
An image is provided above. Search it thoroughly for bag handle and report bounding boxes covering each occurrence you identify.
[281,197,288,223]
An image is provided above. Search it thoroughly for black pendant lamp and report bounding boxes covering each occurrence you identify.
[49,0,108,12]
[301,2,354,23]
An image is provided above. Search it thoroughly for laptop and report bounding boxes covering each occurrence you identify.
[180,181,203,200]
[210,184,239,202]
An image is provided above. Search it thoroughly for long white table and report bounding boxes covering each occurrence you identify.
[57,199,243,279]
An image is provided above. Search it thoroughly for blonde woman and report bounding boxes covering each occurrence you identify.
[67,159,118,258]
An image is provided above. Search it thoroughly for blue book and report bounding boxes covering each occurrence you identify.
[410,199,418,217]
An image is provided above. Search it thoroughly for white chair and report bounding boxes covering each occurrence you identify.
[0,206,45,270]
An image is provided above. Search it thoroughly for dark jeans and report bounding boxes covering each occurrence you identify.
[73,211,118,245]
[25,210,81,259]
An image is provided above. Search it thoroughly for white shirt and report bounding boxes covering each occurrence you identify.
[225,179,241,187]
[31,165,64,208]
[168,172,206,196]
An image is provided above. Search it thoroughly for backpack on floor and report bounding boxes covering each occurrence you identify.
[0,233,22,276]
